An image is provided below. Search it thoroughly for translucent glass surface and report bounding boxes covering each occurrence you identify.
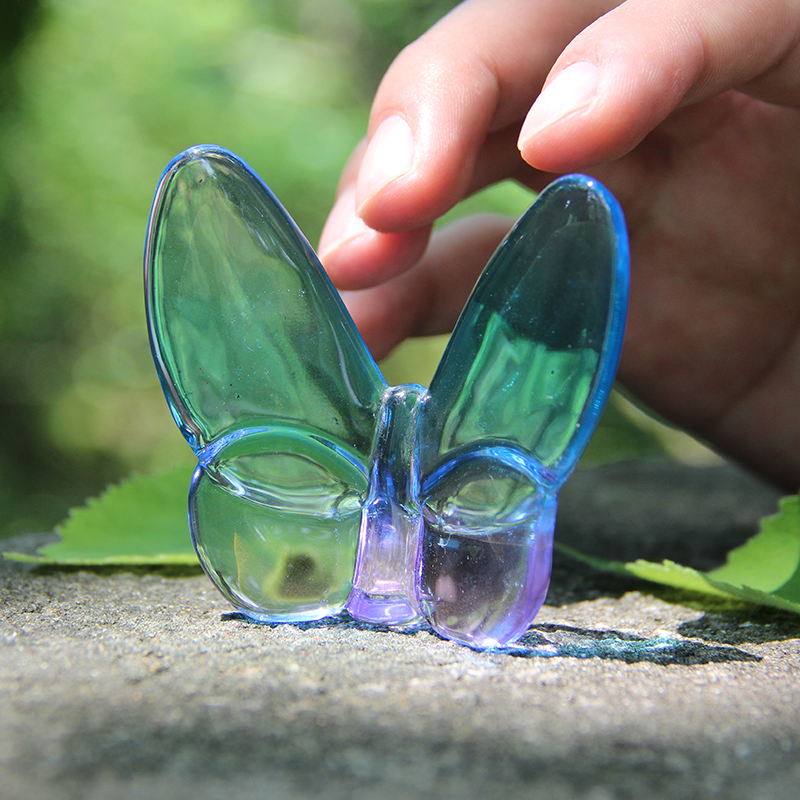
[145,145,629,648]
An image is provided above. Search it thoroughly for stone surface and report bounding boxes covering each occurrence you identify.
[2,460,799,800]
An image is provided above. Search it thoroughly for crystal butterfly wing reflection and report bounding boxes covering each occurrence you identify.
[145,145,628,647]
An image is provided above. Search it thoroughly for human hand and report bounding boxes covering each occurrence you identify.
[318,0,800,488]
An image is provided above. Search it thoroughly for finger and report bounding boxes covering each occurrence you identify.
[320,139,431,290]
[341,214,514,360]
[320,122,546,290]
[319,184,431,290]
[353,0,615,233]
[518,0,800,171]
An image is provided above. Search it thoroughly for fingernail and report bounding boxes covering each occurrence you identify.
[518,62,599,148]
[356,115,415,210]
[319,186,372,261]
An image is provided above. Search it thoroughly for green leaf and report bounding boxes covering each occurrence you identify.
[2,464,198,566]
[558,495,800,615]
[709,495,800,595]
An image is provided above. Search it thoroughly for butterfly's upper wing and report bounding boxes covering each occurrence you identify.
[145,146,387,621]
[418,175,628,647]
[424,175,628,482]
[145,145,385,455]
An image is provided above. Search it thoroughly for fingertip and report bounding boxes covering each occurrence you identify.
[320,237,378,292]
[354,115,416,215]
[516,55,638,172]
[516,58,671,173]
[321,228,430,292]
[319,186,430,291]
[515,0,714,173]
[517,61,599,152]
[319,188,380,288]
[319,186,371,261]
[354,119,465,233]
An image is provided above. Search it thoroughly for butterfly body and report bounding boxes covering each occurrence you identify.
[346,383,425,625]
[145,145,628,648]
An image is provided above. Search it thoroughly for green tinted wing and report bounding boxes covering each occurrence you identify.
[145,145,386,456]
[423,175,628,485]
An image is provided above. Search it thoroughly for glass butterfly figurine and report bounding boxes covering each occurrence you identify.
[145,145,628,649]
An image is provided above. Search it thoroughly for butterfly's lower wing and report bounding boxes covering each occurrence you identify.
[145,146,386,621]
[420,175,629,647]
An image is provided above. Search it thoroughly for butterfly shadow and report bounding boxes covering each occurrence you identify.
[221,610,760,665]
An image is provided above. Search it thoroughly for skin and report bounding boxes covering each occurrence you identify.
[318,0,800,489]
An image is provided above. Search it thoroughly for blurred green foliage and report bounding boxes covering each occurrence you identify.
[0,0,710,539]
[0,0,466,537]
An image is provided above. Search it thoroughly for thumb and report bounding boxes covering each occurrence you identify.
[518,0,800,171]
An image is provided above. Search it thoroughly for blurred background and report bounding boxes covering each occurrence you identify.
[0,0,718,541]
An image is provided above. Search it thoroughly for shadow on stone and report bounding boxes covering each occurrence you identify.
[512,622,761,665]
[223,612,760,666]
[221,611,430,638]
[679,611,800,645]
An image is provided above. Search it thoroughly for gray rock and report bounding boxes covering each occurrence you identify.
[1,461,799,800]
[557,459,783,569]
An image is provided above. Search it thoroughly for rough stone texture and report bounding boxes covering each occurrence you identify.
[2,460,799,800]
